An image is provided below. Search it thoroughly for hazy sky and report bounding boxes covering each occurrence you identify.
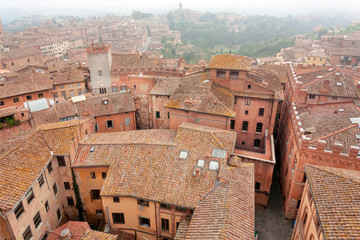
[1,0,360,22]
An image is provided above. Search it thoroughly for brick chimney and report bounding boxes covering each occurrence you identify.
[193,166,202,180]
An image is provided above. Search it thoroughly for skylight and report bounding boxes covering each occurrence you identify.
[90,146,95,152]
[212,149,226,158]
[209,161,219,171]
[179,150,188,159]
[197,159,205,168]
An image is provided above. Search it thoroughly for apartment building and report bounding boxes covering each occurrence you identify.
[51,69,86,99]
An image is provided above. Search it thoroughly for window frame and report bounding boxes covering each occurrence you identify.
[259,108,264,116]
[90,189,101,200]
[14,202,25,219]
[137,199,149,207]
[23,225,33,240]
[33,211,42,229]
[102,172,107,179]
[106,120,113,128]
[53,183,58,196]
[38,174,45,188]
[64,182,71,190]
[254,139,260,147]
[139,216,151,227]
[256,122,263,133]
[112,212,125,224]
[25,188,35,204]
[57,156,66,167]
[161,218,170,231]
[242,121,248,131]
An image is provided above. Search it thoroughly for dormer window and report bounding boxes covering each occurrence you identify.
[212,149,226,158]
[179,150,188,159]
[209,161,219,171]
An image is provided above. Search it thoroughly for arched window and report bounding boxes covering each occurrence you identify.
[256,122,263,133]
[242,121,248,131]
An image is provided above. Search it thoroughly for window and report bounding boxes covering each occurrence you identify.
[54,93,58,98]
[121,85,127,91]
[38,174,45,187]
[95,123,98,132]
[302,210,307,225]
[168,112,170,119]
[78,90,82,95]
[212,148,226,158]
[242,121,248,131]
[137,199,149,207]
[60,85,65,89]
[255,182,260,190]
[14,202,24,219]
[259,108,264,116]
[13,98,19,103]
[53,183,58,196]
[160,204,172,209]
[134,85,137,90]
[100,88,107,94]
[177,222,180,230]
[297,200,302,210]
[230,71,238,79]
[23,226,32,240]
[77,83,81,87]
[68,84,73,88]
[175,206,187,212]
[0,101,4,106]
[139,217,150,227]
[64,182,71,190]
[102,172,107,179]
[254,139,260,147]
[125,117,130,126]
[309,94,315,99]
[98,70,103,76]
[47,162,53,174]
[245,110,248,115]
[26,189,35,204]
[156,111,160,119]
[33,211,42,229]
[106,120,113,128]
[96,209,103,215]
[161,218,169,231]
[179,150,188,159]
[230,119,235,130]
[216,70,226,78]
[70,91,74,97]
[27,58,30,62]
[242,141,245,145]
[62,92,66,98]
[90,190,101,200]
[248,85,252,89]
[38,93,44,98]
[113,197,120,203]
[57,156,66,166]
[57,208,61,221]
[245,98,250,105]
[256,123,263,133]
[209,161,219,171]
[90,172,96,179]
[26,95,32,100]
[112,213,125,224]
[45,201,50,212]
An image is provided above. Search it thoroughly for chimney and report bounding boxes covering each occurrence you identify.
[193,166,201,180]
[60,229,72,240]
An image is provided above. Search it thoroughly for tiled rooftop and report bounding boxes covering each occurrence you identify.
[165,72,235,117]
[175,163,255,240]
[73,122,237,208]
[150,77,181,96]
[52,69,85,85]
[207,54,251,71]
[304,164,360,239]
[297,102,360,153]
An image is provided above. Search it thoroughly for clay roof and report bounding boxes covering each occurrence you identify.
[207,54,251,71]
[0,132,52,214]
[73,122,237,208]
[304,164,360,239]
[0,120,89,214]
[31,101,78,125]
[52,69,85,85]
[297,102,360,153]
[47,221,118,240]
[245,69,283,100]
[74,92,136,117]
[165,72,235,117]
[0,69,52,99]
[0,106,17,118]
[0,47,40,60]
[297,69,360,98]
[111,53,158,71]
[259,64,288,84]
[177,163,255,240]
[150,77,181,96]
[331,48,360,57]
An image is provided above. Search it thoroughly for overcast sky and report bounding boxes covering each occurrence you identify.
[1,0,359,22]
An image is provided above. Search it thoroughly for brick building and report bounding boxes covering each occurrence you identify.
[72,123,254,239]
[292,164,360,240]
[278,63,360,219]
[165,54,283,206]
[0,47,44,70]
[0,119,94,240]
[330,48,360,67]
[51,69,86,99]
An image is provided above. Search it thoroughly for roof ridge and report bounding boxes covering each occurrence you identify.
[80,142,176,146]
[341,69,360,82]
[309,123,358,144]
[301,69,338,89]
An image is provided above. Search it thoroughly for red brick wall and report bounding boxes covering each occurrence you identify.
[0,90,51,110]
[94,112,136,133]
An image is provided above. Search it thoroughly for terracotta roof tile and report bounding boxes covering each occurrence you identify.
[165,72,235,117]
[81,230,118,240]
[208,54,251,71]
[304,164,360,239]
[150,77,181,96]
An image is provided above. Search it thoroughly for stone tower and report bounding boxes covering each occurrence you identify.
[87,43,112,95]
[179,2,182,10]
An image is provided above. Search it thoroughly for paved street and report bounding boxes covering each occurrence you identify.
[255,170,294,240]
